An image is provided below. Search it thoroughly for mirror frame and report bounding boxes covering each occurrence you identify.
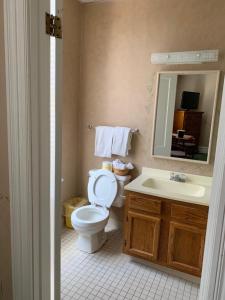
[152,70,221,164]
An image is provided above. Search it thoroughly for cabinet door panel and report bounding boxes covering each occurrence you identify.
[126,211,161,261]
[168,222,205,276]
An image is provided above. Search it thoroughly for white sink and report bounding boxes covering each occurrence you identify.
[142,178,206,198]
[125,168,212,206]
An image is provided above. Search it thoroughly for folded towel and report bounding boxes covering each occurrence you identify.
[95,126,114,158]
[112,127,133,157]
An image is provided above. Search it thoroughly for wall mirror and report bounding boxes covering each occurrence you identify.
[152,70,220,164]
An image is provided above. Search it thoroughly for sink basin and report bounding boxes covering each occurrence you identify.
[125,168,211,206]
[142,178,206,198]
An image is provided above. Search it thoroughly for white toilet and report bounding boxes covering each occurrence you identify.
[71,169,130,253]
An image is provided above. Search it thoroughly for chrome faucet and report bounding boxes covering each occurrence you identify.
[170,172,187,183]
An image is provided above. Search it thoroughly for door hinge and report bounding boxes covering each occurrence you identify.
[0,279,3,297]
[45,13,62,39]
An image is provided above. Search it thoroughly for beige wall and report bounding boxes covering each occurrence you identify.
[62,0,82,202]
[76,0,225,196]
[0,0,12,298]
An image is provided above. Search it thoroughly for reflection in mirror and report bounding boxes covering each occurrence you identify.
[153,71,220,163]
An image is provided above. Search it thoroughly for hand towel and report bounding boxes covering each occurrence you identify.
[112,127,133,157]
[95,126,114,158]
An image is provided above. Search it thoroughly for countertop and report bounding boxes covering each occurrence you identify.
[125,168,212,206]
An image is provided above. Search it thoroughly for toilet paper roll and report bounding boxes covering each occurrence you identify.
[102,161,113,171]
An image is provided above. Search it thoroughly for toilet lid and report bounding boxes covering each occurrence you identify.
[88,169,118,208]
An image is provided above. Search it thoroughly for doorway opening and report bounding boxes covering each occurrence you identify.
[57,2,220,300]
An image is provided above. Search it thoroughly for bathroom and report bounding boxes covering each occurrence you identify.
[2,0,225,299]
[60,1,225,300]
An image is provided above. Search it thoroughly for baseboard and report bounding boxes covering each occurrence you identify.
[131,256,200,285]
[198,146,208,154]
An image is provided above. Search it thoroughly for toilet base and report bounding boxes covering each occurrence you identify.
[77,230,107,253]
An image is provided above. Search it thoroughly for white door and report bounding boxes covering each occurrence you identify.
[154,74,177,156]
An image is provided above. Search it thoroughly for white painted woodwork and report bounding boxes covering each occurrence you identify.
[199,77,225,300]
[153,74,177,157]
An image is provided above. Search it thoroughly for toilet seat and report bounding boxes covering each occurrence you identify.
[73,205,109,225]
[88,169,118,208]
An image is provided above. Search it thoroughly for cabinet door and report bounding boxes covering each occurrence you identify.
[126,211,161,261]
[167,222,205,276]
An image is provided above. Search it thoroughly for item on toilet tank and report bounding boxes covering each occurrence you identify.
[102,161,113,171]
[112,159,134,176]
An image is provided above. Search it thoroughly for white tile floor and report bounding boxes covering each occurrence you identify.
[61,226,199,300]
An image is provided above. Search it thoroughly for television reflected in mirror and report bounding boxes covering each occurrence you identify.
[152,71,220,164]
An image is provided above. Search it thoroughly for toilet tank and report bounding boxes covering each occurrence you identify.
[113,174,131,208]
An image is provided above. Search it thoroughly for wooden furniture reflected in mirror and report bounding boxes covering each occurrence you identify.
[171,133,197,159]
[173,110,204,147]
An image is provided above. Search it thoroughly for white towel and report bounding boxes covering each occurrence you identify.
[95,126,114,158]
[112,127,132,157]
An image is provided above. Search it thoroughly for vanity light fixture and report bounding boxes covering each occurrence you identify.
[151,50,219,65]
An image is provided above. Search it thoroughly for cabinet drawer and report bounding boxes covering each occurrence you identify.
[171,204,208,225]
[128,195,161,215]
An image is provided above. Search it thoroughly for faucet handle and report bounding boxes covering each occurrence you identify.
[170,172,175,179]
[170,172,187,182]
[179,174,187,182]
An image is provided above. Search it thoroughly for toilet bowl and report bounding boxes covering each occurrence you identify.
[71,169,118,253]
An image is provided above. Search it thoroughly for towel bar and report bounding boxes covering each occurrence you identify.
[87,124,139,134]
[0,193,9,201]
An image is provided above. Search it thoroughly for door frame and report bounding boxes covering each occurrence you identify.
[3,0,225,299]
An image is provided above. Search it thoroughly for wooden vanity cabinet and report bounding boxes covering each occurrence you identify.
[123,192,208,277]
